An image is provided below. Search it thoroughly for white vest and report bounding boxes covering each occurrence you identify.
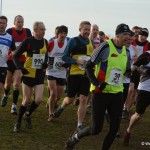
[46,38,68,79]
[124,45,136,83]
[0,33,13,67]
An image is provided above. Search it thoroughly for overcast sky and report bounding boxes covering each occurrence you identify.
[1,0,150,40]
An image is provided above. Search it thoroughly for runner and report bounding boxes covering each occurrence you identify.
[13,21,48,132]
[1,15,32,114]
[0,16,16,102]
[54,21,94,130]
[122,31,138,119]
[123,50,150,146]
[46,25,70,122]
[123,28,150,118]
[65,23,131,150]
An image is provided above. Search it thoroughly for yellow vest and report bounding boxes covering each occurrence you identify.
[90,40,127,93]
[70,39,93,75]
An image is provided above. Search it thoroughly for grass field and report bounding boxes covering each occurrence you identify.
[0,83,150,150]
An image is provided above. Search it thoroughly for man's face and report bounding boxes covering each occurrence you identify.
[90,26,99,38]
[0,19,7,33]
[35,23,46,39]
[57,32,67,42]
[14,16,24,30]
[138,35,148,43]
[80,24,91,39]
[126,36,134,47]
[117,33,130,46]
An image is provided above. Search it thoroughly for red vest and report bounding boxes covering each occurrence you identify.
[133,39,149,53]
[8,28,28,62]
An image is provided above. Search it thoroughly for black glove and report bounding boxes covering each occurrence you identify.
[61,63,70,68]
[134,52,150,66]
[42,63,48,69]
[97,82,108,91]
[20,68,29,75]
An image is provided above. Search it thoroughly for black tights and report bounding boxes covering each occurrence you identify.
[78,92,123,150]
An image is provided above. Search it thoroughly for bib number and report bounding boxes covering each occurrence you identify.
[78,56,90,70]
[32,54,45,69]
[108,68,123,86]
[53,57,64,70]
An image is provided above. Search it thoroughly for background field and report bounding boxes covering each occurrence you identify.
[0,82,150,150]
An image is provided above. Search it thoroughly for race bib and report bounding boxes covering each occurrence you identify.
[15,42,21,48]
[0,45,8,66]
[78,56,91,70]
[108,68,123,86]
[53,57,64,70]
[32,54,45,69]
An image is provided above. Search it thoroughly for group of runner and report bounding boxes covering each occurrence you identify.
[0,15,150,150]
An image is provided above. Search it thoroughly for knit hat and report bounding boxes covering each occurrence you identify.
[115,23,130,35]
[139,28,149,37]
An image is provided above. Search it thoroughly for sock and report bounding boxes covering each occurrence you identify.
[77,123,82,127]
[13,89,19,104]
[17,105,27,123]
[74,134,79,140]
[26,101,38,117]
[4,88,10,97]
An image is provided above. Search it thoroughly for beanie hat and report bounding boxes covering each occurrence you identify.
[115,23,130,35]
[139,28,149,37]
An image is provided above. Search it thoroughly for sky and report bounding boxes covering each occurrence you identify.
[1,0,150,40]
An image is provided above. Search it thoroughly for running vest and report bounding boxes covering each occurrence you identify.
[24,39,47,78]
[0,33,13,67]
[70,37,93,75]
[124,45,136,83]
[133,39,149,56]
[91,40,127,93]
[93,37,100,49]
[46,38,68,79]
[8,28,28,62]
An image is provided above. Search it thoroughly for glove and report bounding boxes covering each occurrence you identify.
[61,63,70,68]
[42,63,48,69]
[97,82,108,91]
[20,68,29,75]
[134,52,150,66]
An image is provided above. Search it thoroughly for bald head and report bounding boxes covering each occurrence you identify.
[90,24,99,39]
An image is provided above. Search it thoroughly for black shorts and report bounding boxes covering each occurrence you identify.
[7,60,24,73]
[67,75,90,97]
[136,90,150,114]
[130,69,140,89]
[47,75,66,86]
[22,76,44,87]
[0,67,7,84]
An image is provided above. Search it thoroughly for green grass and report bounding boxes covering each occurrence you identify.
[0,83,150,150]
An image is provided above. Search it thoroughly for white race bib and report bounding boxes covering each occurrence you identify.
[108,68,123,86]
[53,57,64,70]
[0,45,8,66]
[15,42,21,48]
[32,54,45,69]
[78,56,90,70]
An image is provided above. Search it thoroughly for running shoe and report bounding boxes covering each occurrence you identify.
[23,116,32,129]
[14,123,21,132]
[11,104,18,115]
[65,134,79,150]
[53,106,64,118]
[1,96,8,107]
